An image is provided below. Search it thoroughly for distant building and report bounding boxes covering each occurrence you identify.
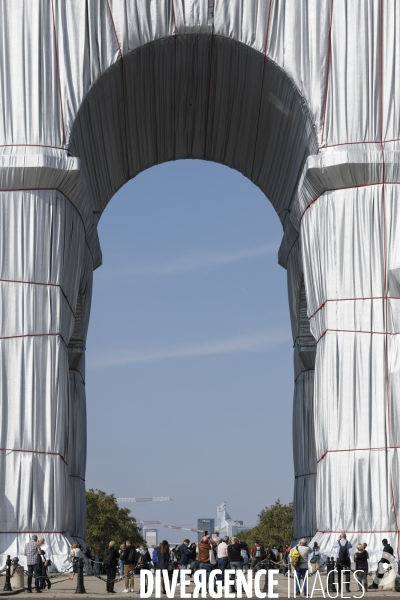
[197,518,215,541]
[216,502,249,539]
[145,528,158,547]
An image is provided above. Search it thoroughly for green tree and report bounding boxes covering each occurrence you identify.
[237,499,293,549]
[86,489,144,555]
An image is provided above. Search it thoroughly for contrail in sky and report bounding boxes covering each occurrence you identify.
[88,327,290,369]
[101,243,279,278]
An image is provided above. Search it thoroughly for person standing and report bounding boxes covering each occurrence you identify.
[333,533,352,594]
[354,543,369,593]
[250,540,266,571]
[290,538,312,596]
[196,535,217,593]
[310,541,320,572]
[241,543,250,574]
[151,546,158,573]
[136,545,151,573]
[119,544,125,581]
[369,538,394,589]
[69,543,86,581]
[24,534,41,593]
[284,544,291,575]
[177,539,191,585]
[121,540,137,593]
[38,538,52,590]
[155,540,171,595]
[217,537,229,584]
[227,537,246,592]
[261,549,278,593]
[103,541,119,593]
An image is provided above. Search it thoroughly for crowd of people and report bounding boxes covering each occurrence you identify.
[22,531,396,595]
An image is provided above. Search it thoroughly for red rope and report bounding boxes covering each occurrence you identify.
[320,0,334,147]
[0,531,67,534]
[285,181,400,265]
[293,334,315,346]
[0,278,75,318]
[69,474,85,482]
[250,0,274,180]
[308,296,400,322]
[315,328,400,344]
[318,446,400,464]
[105,0,130,180]
[0,144,67,150]
[70,369,85,386]
[318,136,400,153]
[294,369,315,383]
[171,0,177,35]
[50,0,66,146]
[203,0,216,158]
[171,0,177,159]
[0,187,94,265]
[0,332,67,348]
[105,0,123,58]
[0,447,67,465]
[318,530,399,534]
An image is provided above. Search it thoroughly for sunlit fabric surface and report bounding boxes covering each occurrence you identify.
[0,0,400,569]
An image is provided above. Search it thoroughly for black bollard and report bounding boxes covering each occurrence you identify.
[3,554,12,592]
[326,557,336,594]
[75,558,86,594]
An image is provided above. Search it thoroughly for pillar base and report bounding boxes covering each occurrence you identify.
[0,532,83,572]
[310,531,398,572]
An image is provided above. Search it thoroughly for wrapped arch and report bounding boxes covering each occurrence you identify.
[0,0,399,569]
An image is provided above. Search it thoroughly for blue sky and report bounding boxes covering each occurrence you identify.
[85,159,294,543]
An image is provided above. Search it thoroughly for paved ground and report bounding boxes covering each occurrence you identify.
[0,572,399,598]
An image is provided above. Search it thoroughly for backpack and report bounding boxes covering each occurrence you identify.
[103,548,114,567]
[337,541,348,564]
[125,546,137,565]
[174,545,182,561]
[151,549,158,562]
[291,546,300,568]
[137,552,148,567]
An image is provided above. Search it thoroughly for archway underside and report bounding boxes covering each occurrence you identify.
[69,35,317,222]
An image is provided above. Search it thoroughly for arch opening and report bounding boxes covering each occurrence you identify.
[86,159,294,536]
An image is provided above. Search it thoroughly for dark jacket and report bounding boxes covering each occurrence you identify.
[383,544,394,558]
[106,548,120,568]
[136,550,151,568]
[178,544,190,566]
[122,545,137,566]
[227,542,245,562]
[355,551,369,570]
[155,546,170,570]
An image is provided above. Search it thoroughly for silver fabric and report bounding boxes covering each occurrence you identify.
[0,0,399,568]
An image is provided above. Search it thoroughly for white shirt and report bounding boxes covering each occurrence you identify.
[72,548,85,560]
[40,543,51,561]
[217,542,228,558]
[333,539,352,559]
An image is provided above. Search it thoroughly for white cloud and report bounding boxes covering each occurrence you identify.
[88,328,290,369]
[106,243,279,278]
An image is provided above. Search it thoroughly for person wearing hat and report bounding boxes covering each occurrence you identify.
[217,537,229,583]
[354,543,369,592]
